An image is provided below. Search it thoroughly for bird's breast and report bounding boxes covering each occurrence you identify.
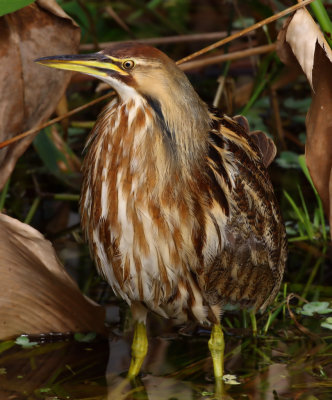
[79,99,224,324]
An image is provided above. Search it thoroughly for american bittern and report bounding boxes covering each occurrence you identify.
[36,43,287,380]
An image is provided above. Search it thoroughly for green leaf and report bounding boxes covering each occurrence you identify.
[321,317,332,330]
[276,151,301,169]
[34,129,68,177]
[233,17,255,29]
[0,340,15,355]
[299,301,332,316]
[74,332,96,343]
[15,335,38,348]
[284,97,312,112]
[39,388,52,393]
[33,127,79,187]
[0,0,35,17]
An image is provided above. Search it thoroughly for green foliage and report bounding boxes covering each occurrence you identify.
[310,0,332,48]
[241,97,270,132]
[33,127,79,186]
[74,332,97,342]
[0,177,10,212]
[0,0,35,17]
[276,151,301,169]
[283,155,328,242]
[241,52,282,116]
[0,341,15,355]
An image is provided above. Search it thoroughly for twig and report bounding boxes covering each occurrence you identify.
[179,43,276,71]
[104,5,133,36]
[269,88,287,149]
[176,0,315,65]
[284,130,305,148]
[79,31,246,50]
[0,92,115,150]
[286,293,318,339]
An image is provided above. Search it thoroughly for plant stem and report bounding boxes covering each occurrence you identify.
[300,248,326,302]
[24,197,41,225]
[310,0,332,48]
[250,311,257,336]
[53,194,80,201]
[0,177,10,211]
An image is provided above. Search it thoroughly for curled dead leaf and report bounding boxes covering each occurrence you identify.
[0,0,80,190]
[0,213,106,340]
[276,8,332,233]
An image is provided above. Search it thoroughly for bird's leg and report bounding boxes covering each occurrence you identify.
[208,323,225,379]
[128,303,148,379]
[128,321,148,378]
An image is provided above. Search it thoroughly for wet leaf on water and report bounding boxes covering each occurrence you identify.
[321,317,332,330]
[0,213,106,339]
[223,374,241,385]
[0,0,80,190]
[15,336,38,349]
[299,301,332,316]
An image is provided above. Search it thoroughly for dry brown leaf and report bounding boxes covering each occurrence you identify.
[0,213,106,340]
[277,8,332,232]
[0,0,80,190]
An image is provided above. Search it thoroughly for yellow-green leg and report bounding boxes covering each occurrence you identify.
[128,321,148,379]
[208,324,225,379]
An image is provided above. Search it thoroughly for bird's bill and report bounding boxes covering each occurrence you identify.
[34,53,126,77]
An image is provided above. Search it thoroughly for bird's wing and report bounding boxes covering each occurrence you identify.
[232,115,277,168]
[200,111,287,311]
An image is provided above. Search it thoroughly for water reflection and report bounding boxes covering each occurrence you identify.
[0,326,331,399]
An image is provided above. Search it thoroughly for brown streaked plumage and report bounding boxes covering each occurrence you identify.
[36,43,287,381]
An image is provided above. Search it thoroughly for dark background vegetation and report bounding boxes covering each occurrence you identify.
[0,1,331,399]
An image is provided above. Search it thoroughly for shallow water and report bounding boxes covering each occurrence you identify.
[1,307,331,400]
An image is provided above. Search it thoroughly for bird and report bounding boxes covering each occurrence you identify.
[36,43,287,380]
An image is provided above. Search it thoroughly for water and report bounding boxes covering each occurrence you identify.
[1,297,331,399]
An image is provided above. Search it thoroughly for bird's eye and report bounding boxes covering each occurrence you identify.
[122,60,135,70]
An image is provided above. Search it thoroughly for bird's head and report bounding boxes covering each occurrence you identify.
[36,43,211,163]
[36,43,197,103]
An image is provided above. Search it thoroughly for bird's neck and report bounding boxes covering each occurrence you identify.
[143,89,211,167]
[86,91,211,195]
